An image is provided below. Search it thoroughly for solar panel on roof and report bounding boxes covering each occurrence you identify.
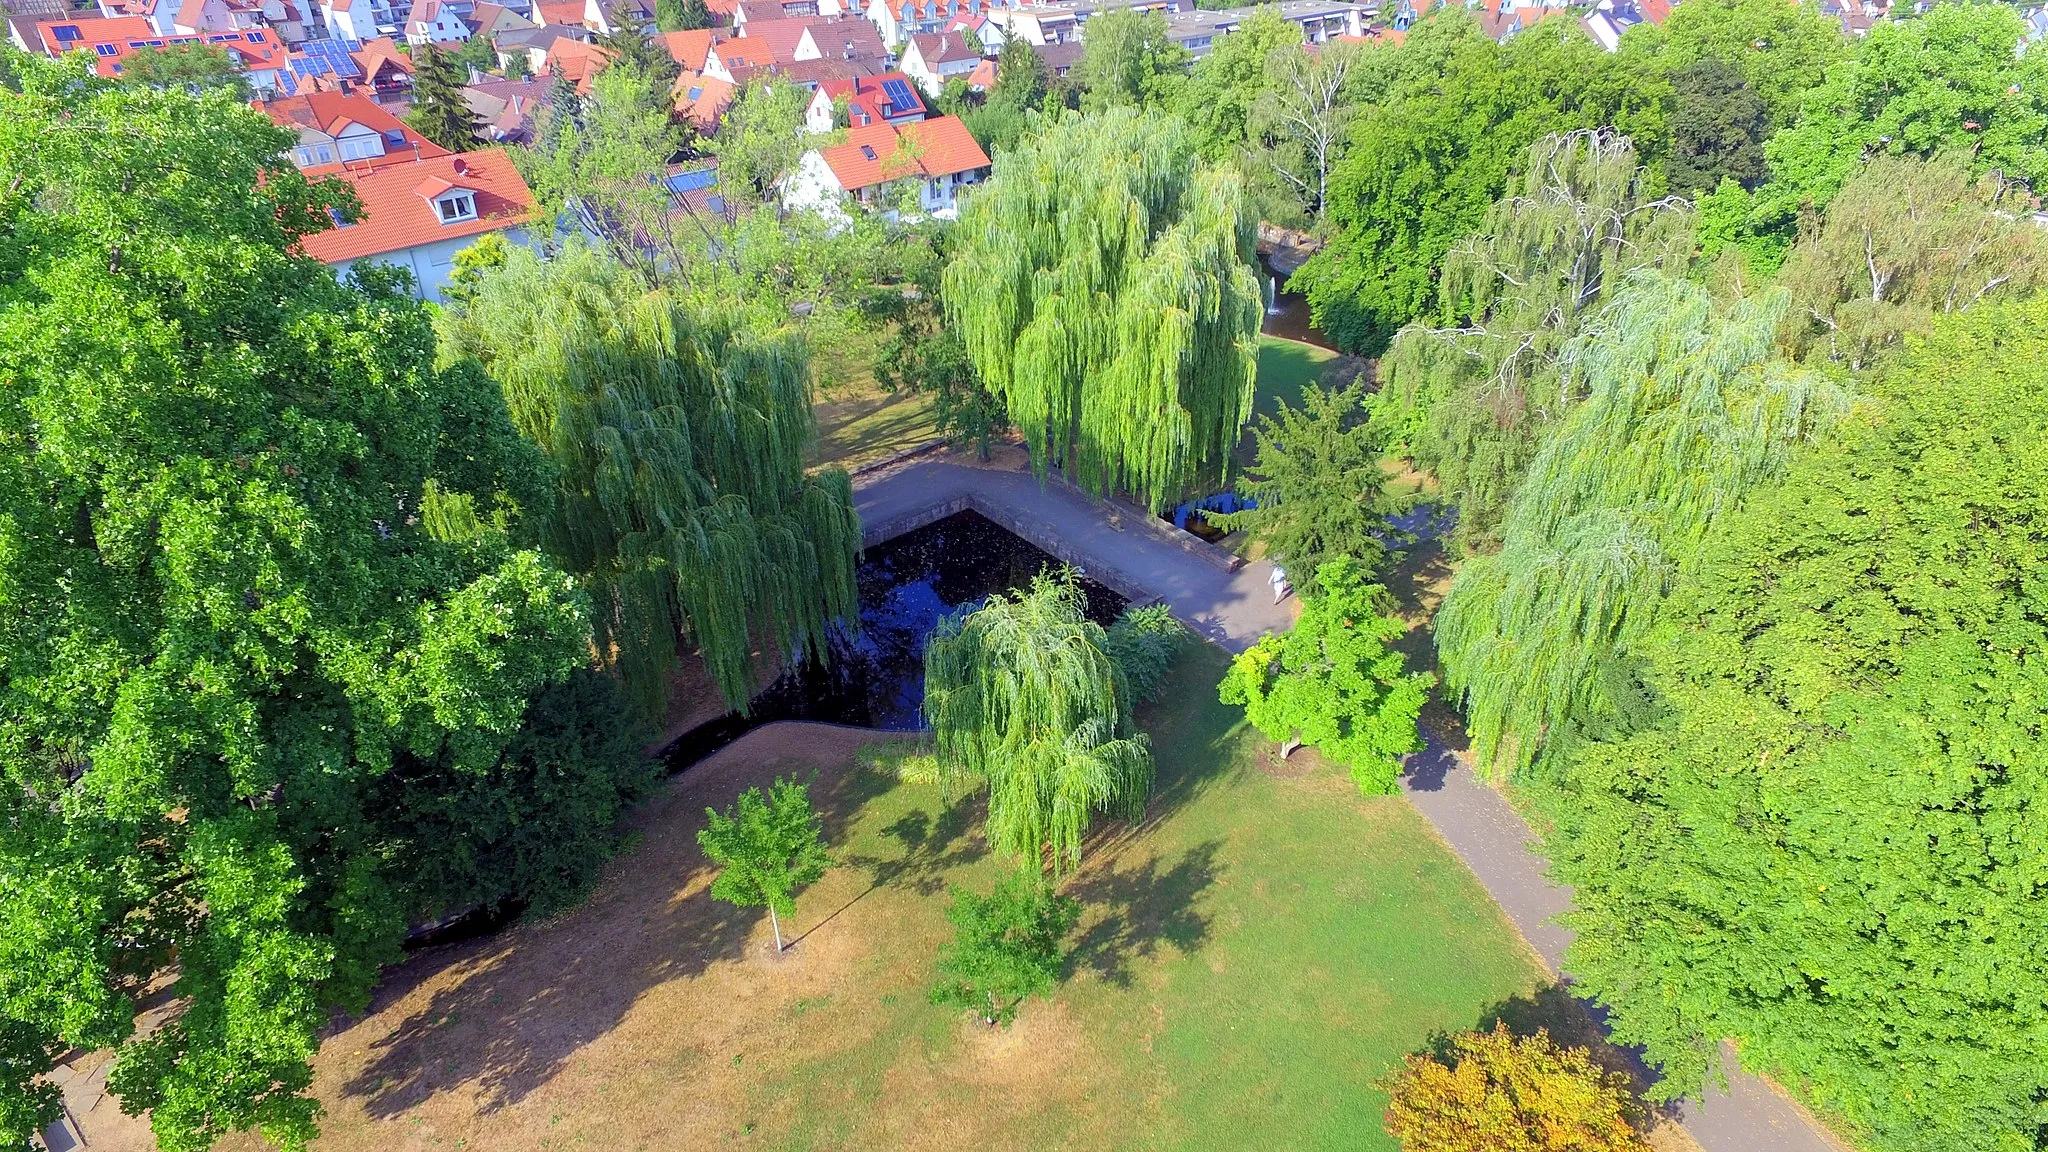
[664,168,717,194]
[879,76,916,111]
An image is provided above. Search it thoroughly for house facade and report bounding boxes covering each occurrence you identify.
[898,28,975,94]
[300,149,535,300]
[781,113,990,220]
[803,69,926,131]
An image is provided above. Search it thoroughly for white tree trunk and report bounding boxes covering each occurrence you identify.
[769,905,784,953]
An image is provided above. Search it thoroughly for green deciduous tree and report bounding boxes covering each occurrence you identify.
[1073,8,1188,110]
[1214,380,1398,596]
[1539,297,2048,1152]
[523,53,691,274]
[1376,131,1692,552]
[1382,1024,1651,1152]
[1295,14,1670,352]
[1219,559,1431,794]
[658,0,712,32]
[117,42,248,97]
[697,777,831,952]
[0,61,643,1152]
[946,107,1261,512]
[1101,603,1187,706]
[1664,57,1767,199]
[1779,151,2046,372]
[1249,36,1360,227]
[1172,7,1301,160]
[1637,0,1844,126]
[1434,273,1847,777]
[709,79,812,207]
[924,574,1153,876]
[929,875,1080,1027]
[405,43,477,151]
[438,243,861,715]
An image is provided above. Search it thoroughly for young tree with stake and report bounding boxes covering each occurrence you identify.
[697,778,831,953]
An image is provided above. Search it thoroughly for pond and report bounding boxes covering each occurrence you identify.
[1260,252,1335,351]
[662,510,1127,772]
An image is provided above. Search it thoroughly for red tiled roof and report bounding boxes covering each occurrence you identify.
[262,92,449,172]
[964,56,994,89]
[908,30,973,65]
[670,68,735,128]
[351,36,413,79]
[300,149,534,264]
[817,114,987,191]
[1639,0,1670,22]
[545,35,610,91]
[711,34,776,67]
[816,70,925,124]
[535,0,585,25]
[657,26,718,68]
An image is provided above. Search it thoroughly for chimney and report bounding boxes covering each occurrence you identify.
[412,139,422,160]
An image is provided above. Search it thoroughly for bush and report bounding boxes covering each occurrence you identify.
[1104,603,1187,704]
[1382,1024,1650,1152]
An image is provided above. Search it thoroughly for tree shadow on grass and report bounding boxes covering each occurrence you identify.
[339,738,899,1122]
[1409,979,1682,1126]
[1063,838,1223,988]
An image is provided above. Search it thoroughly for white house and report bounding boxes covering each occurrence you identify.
[898,28,976,94]
[781,113,990,220]
[403,0,471,43]
[261,91,448,169]
[300,150,535,300]
[804,69,926,131]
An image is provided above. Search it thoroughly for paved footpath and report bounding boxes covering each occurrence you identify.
[854,453,1848,1152]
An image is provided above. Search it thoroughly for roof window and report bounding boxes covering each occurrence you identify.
[435,191,478,223]
[859,144,877,160]
[94,42,118,55]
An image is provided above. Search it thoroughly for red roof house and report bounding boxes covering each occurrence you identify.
[299,148,536,300]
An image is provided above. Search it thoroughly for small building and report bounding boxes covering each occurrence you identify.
[262,90,448,169]
[804,69,926,132]
[781,113,990,220]
[403,0,470,42]
[463,74,550,140]
[898,28,976,95]
[670,68,736,128]
[300,149,535,300]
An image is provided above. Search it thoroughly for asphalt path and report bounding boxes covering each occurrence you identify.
[853,453,1848,1152]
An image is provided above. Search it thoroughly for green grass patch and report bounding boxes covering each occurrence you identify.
[1254,335,1341,423]
[747,644,1548,1151]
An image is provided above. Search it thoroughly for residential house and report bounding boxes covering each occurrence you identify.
[1161,6,1233,57]
[671,68,736,127]
[301,149,535,300]
[350,34,412,99]
[732,0,856,27]
[962,52,992,88]
[701,30,775,77]
[264,90,445,170]
[463,74,550,140]
[320,0,401,40]
[464,0,531,36]
[538,32,607,90]
[27,16,291,91]
[803,69,925,131]
[782,113,990,219]
[656,24,717,68]
[1580,0,1665,49]
[868,0,985,47]
[665,161,732,220]
[495,20,584,70]
[898,28,975,94]
[403,0,470,42]
[1229,0,1360,41]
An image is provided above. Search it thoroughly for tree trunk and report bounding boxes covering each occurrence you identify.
[1280,736,1303,759]
[769,905,784,953]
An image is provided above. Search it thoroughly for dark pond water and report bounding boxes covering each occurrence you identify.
[662,510,1127,772]
[1260,253,1335,351]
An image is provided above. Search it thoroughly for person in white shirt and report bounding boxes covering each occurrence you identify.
[1269,565,1290,604]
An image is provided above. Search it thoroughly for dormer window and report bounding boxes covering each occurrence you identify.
[435,192,477,222]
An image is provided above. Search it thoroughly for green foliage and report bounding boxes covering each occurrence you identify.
[1778,151,2046,372]
[1248,36,1361,226]
[602,20,681,101]
[521,54,689,275]
[864,237,1005,458]
[658,0,712,32]
[1073,8,1188,110]
[928,875,1080,1027]
[1742,3,2048,257]
[0,64,632,1152]
[709,79,812,207]
[1214,379,1397,597]
[117,42,248,97]
[1172,7,1302,160]
[439,243,861,715]
[1435,273,1848,777]
[445,231,512,306]
[1540,298,2048,1152]
[1382,1024,1651,1152]
[1376,130,1692,552]
[1102,604,1188,705]
[1664,57,1767,199]
[945,107,1262,512]
[1296,14,1670,352]
[697,777,831,952]
[405,44,476,151]
[1638,0,1845,126]
[924,573,1153,876]
[1219,559,1431,794]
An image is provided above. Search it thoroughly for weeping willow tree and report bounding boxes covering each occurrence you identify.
[1377,130,1693,552]
[440,242,861,714]
[1435,272,1849,776]
[945,107,1263,512]
[924,573,1153,876]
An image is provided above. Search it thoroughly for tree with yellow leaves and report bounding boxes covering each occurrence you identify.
[1382,1024,1650,1152]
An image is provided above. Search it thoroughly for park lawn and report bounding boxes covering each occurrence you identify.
[1253,335,1340,424]
[268,645,1548,1152]
[807,328,939,473]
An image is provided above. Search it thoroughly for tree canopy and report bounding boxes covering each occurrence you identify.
[698,777,831,953]
[439,243,861,715]
[923,574,1154,876]
[946,107,1262,512]
[1382,1024,1650,1152]
[1434,273,1847,776]
[1539,298,2048,1152]
[1219,559,1431,795]
[0,61,647,1152]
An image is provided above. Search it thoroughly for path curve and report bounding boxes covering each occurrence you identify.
[854,453,1850,1152]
